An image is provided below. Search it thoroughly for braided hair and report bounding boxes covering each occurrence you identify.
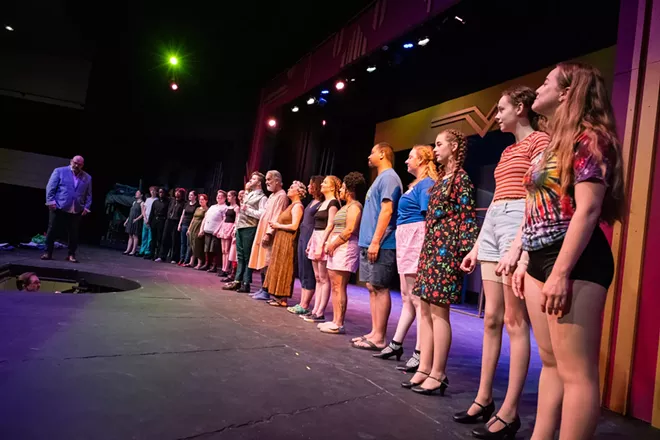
[410,144,439,189]
[325,175,342,202]
[437,129,468,197]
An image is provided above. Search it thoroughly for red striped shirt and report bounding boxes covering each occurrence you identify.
[493,131,550,202]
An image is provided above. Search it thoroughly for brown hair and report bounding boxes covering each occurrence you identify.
[375,142,395,166]
[198,193,208,203]
[17,272,37,291]
[409,145,438,189]
[251,171,266,185]
[545,62,624,224]
[310,175,325,201]
[227,190,237,201]
[501,85,544,132]
[343,172,367,202]
[290,180,308,199]
[438,129,468,196]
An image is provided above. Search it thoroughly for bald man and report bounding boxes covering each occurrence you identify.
[42,155,92,263]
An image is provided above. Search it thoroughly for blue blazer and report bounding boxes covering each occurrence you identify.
[46,166,93,214]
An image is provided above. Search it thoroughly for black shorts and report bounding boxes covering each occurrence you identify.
[204,233,221,253]
[359,247,397,289]
[527,227,614,289]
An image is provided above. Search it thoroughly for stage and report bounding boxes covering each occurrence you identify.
[0,247,655,439]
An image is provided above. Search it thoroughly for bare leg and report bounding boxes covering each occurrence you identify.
[313,261,331,316]
[328,269,350,326]
[469,279,505,414]
[487,281,531,429]
[410,300,433,383]
[351,283,376,342]
[125,236,133,253]
[391,273,417,343]
[131,235,139,254]
[526,274,563,440]
[552,281,606,440]
[369,284,391,348]
[419,303,451,389]
[221,239,231,272]
[300,288,314,310]
[310,261,323,315]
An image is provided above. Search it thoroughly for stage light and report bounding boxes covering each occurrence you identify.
[454,16,465,24]
[307,97,316,105]
[366,66,376,73]
[350,78,356,82]
[291,106,299,113]
[403,43,414,49]
[321,89,330,95]
[5,25,14,32]
[322,120,327,126]
[169,56,178,65]
[170,82,179,91]
[335,80,345,91]
[267,118,277,128]
[318,97,328,107]
[418,37,430,46]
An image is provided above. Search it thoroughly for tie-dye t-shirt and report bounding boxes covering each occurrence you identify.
[522,133,610,251]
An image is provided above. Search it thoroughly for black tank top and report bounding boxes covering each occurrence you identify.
[314,199,341,230]
[225,207,236,223]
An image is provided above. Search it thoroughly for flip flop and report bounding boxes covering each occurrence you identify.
[350,335,368,343]
[267,299,287,307]
[351,339,384,351]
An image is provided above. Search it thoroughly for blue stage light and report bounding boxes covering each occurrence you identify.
[403,43,414,49]
[321,89,330,95]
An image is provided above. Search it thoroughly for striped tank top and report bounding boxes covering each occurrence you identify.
[333,201,362,234]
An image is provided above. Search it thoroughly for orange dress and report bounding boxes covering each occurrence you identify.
[263,202,302,298]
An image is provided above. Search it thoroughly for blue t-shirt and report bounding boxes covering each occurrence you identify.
[396,177,434,225]
[359,168,403,249]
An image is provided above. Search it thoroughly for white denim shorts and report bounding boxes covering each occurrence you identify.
[477,199,525,263]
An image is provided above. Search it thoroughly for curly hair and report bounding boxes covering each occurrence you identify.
[501,85,545,132]
[343,172,367,202]
[289,180,308,199]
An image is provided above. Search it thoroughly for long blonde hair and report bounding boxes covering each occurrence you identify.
[409,145,438,189]
[545,62,624,224]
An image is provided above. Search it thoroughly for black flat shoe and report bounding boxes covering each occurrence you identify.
[454,400,495,424]
[401,371,429,389]
[373,341,403,361]
[471,415,521,440]
[411,376,449,396]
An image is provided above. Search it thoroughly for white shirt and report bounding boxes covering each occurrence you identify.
[203,204,228,234]
[144,197,157,222]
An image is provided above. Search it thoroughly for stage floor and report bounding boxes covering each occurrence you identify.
[0,247,656,439]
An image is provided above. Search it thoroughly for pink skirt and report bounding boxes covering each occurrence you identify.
[219,222,235,240]
[326,233,360,273]
[306,230,327,261]
[395,221,425,274]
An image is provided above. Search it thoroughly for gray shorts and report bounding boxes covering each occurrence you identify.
[477,199,525,263]
[359,247,397,288]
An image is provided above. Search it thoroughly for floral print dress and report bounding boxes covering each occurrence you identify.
[412,169,479,305]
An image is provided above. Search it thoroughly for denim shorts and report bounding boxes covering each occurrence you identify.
[477,199,525,263]
[359,247,397,288]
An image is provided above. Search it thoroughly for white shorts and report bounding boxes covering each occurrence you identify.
[477,199,525,263]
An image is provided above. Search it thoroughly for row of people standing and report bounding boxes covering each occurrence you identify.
[227,61,623,440]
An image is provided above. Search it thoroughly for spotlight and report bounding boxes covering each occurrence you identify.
[366,66,377,73]
[318,97,328,107]
[307,97,316,105]
[322,120,327,126]
[169,56,178,65]
[267,118,277,128]
[418,37,430,46]
[403,43,414,49]
[350,78,356,82]
[170,82,179,91]
[321,89,330,95]
[335,80,345,91]
[291,106,299,113]
[454,16,465,24]
[5,25,14,32]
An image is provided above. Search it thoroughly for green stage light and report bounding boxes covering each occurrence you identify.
[169,56,178,65]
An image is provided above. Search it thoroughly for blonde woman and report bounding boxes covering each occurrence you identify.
[375,145,437,373]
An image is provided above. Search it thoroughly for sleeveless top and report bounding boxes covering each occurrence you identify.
[333,200,362,235]
[224,206,237,223]
[314,199,341,230]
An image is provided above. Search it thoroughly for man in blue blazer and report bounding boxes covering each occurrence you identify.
[42,155,92,262]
